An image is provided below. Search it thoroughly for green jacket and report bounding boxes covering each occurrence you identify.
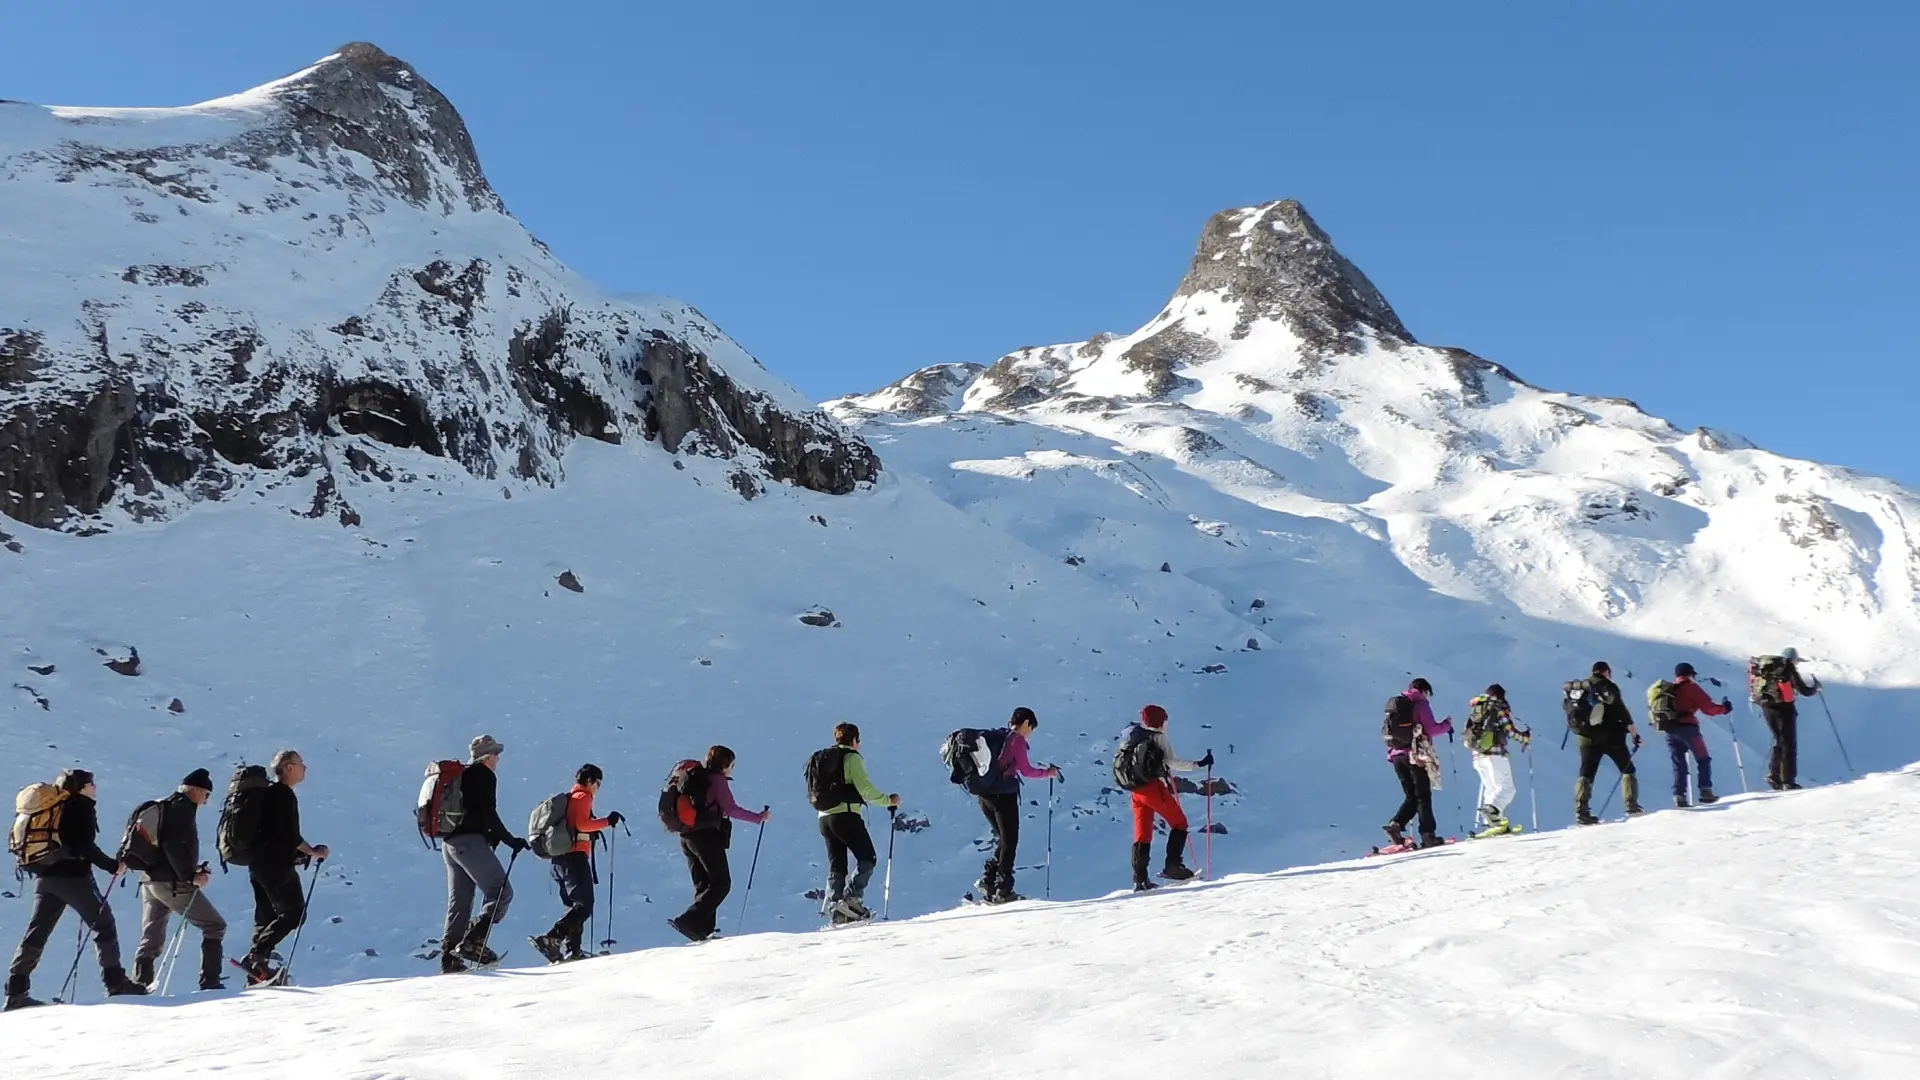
[818,748,889,816]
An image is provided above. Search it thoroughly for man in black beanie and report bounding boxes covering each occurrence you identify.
[131,769,228,991]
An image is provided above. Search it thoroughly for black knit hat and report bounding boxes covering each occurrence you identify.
[1592,661,1611,676]
[1674,662,1697,679]
[181,768,214,791]
[1486,684,1507,699]
[57,769,94,794]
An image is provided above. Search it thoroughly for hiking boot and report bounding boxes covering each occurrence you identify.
[1575,809,1600,826]
[986,891,1026,905]
[1784,782,1803,790]
[1418,832,1446,849]
[1623,777,1645,816]
[104,969,148,997]
[1382,822,1408,847]
[1675,795,1691,809]
[529,934,566,964]
[1162,829,1196,880]
[454,939,502,967]
[831,899,872,923]
[561,948,591,963]
[829,908,864,926]
[131,956,156,990]
[3,994,46,1011]
[1698,788,1718,805]
[439,954,469,975]
[1130,841,1154,890]
[1132,880,1160,892]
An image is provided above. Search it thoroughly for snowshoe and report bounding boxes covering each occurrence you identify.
[1418,833,1447,849]
[986,891,1026,905]
[1381,822,1408,847]
[667,917,714,943]
[439,955,469,975]
[1159,865,1197,881]
[454,940,502,968]
[3,994,47,1012]
[1784,783,1803,790]
[1132,880,1160,892]
[529,934,566,965]
[104,972,148,998]
[233,957,284,987]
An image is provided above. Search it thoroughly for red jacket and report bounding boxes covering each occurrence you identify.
[1673,679,1731,724]
[565,784,613,856]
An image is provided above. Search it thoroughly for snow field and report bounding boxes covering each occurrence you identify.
[9,766,1920,1079]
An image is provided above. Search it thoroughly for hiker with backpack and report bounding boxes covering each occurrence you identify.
[5,769,146,1010]
[236,750,328,986]
[946,707,1062,904]
[129,769,228,992]
[807,723,899,926]
[1464,685,1530,838]
[1567,663,1645,824]
[1114,705,1211,890]
[665,746,771,943]
[528,764,622,964]
[439,735,526,972]
[1381,679,1455,849]
[1752,649,1820,790]
[1654,664,1732,807]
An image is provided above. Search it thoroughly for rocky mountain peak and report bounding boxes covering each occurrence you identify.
[1175,199,1411,350]
[247,41,501,215]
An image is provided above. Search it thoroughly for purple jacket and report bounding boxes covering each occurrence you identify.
[707,773,766,824]
[998,731,1055,781]
[1386,689,1454,761]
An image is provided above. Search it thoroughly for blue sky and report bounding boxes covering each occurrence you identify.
[7,2,1916,484]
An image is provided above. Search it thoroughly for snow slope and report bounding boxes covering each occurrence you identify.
[11,765,1920,1080]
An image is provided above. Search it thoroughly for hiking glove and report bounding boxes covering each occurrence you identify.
[1632,734,1644,752]
[605,811,626,828]
[1197,752,1216,769]
[1720,698,1732,710]
[507,836,530,854]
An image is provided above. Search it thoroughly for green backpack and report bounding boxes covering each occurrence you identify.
[1464,695,1508,752]
[1647,680,1680,732]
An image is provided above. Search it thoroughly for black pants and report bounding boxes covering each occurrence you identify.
[676,831,732,939]
[1763,703,1799,787]
[1578,735,1636,781]
[6,873,122,997]
[976,793,1021,895]
[1390,758,1436,835]
[818,812,878,903]
[246,864,306,963]
[545,850,595,950]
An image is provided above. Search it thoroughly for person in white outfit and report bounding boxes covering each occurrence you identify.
[1465,685,1530,836]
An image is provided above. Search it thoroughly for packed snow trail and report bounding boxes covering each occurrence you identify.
[10,767,1919,1080]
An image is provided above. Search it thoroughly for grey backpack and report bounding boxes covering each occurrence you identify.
[526,792,575,859]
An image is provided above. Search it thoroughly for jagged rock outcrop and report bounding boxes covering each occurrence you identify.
[0,43,876,532]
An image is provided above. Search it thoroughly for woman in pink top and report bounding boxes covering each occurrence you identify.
[667,746,770,942]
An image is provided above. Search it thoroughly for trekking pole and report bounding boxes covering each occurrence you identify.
[1599,775,1622,818]
[1203,757,1214,881]
[1045,776,1055,900]
[882,806,897,921]
[588,834,599,957]
[478,849,520,954]
[158,889,197,996]
[1526,744,1539,834]
[55,915,88,1004]
[600,833,616,954]
[1446,736,1466,838]
[279,858,324,986]
[736,810,768,936]
[1730,705,1753,793]
[1818,695,1855,778]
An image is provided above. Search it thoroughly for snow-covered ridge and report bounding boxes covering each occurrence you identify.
[831,199,1920,681]
[0,42,876,533]
[11,766,1920,1080]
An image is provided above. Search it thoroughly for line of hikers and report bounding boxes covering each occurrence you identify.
[1381,650,1824,848]
[4,649,1825,1008]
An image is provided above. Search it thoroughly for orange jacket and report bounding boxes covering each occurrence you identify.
[566,783,612,855]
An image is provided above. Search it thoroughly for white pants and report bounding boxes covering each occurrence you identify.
[1472,753,1517,821]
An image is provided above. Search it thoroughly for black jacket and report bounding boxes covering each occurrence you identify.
[146,792,201,884]
[450,763,512,847]
[1590,677,1635,736]
[41,793,117,878]
[253,782,307,869]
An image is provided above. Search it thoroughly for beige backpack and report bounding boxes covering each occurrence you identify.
[9,783,69,870]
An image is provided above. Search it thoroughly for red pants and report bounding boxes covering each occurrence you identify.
[1131,782,1187,843]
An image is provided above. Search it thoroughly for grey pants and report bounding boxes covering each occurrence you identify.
[136,881,227,989]
[443,834,513,949]
[6,873,122,997]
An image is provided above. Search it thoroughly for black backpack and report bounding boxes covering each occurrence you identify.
[1111,725,1167,791]
[1748,655,1791,704]
[1382,695,1418,751]
[658,759,720,834]
[942,728,1011,795]
[215,764,271,870]
[1563,680,1599,737]
[804,746,860,811]
[117,797,170,874]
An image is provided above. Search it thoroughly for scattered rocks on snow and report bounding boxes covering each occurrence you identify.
[797,608,839,628]
[1064,555,1085,566]
[808,514,828,527]
[892,812,931,834]
[1249,598,1266,610]
[1245,638,1260,651]
[1202,822,1229,835]
[696,658,713,667]
[103,647,141,676]
[1159,562,1172,573]
[1197,663,1228,675]
[1174,777,1237,797]
[13,685,50,711]
[27,663,55,675]
[556,570,584,593]
[167,697,185,713]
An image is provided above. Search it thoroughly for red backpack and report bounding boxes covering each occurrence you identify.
[414,760,466,845]
[657,760,717,834]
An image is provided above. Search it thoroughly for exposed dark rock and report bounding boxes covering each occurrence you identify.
[0,378,138,529]
[104,647,141,676]
[1245,638,1260,651]
[798,608,838,628]
[1119,327,1213,399]
[1173,777,1236,797]
[1197,663,1228,674]
[892,812,931,833]
[1064,555,1085,566]
[121,265,209,288]
[1175,199,1411,349]
[167,697,185,713]
[1160,562,1172,573]
[27,664,55,675]
[1202,822,1229,835]
[845,363,984,417]
[556,570,584,593]
[13,684,50,711]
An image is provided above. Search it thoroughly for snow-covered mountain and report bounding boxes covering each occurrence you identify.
[4,48,1920,1005]
[831,199,1920,683]
[0,42,875,535]
[14,767,1920,1080]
